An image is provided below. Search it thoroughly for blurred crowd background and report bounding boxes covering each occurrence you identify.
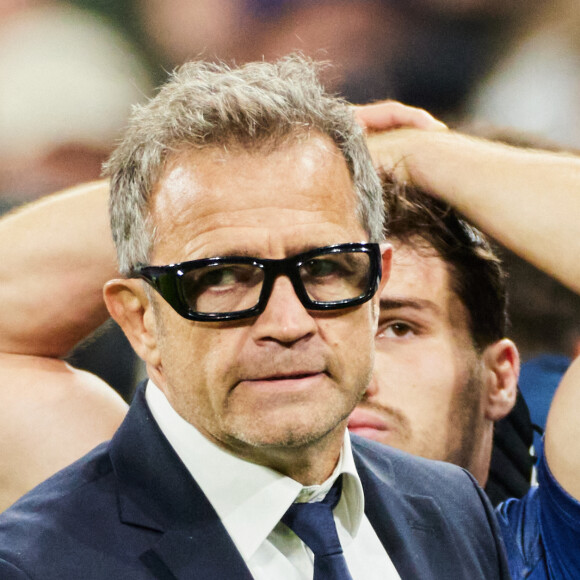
[2,0,579,406]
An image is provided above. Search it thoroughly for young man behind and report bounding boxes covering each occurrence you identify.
[349,180,580,579]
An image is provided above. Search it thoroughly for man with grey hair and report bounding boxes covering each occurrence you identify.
[0,56,509,579]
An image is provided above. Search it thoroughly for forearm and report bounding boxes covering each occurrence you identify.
[0,180,116,357]
[367,127,580,294]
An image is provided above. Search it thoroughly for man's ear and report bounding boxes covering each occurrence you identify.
[481,338,520,421]
[103,279,161,368]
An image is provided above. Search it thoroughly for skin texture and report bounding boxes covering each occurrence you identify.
[349,243,519,485]
[105,135,391,486]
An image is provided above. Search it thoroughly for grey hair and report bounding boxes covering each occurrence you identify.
[104,54,384,273]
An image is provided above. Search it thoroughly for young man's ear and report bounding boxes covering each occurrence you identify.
[481,338,520,421]
[103,279,161,368]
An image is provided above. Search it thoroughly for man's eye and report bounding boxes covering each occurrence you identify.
[303,258,340,277]
[377,321,414,339]
[193,265,259,289]
[200,267,237,287]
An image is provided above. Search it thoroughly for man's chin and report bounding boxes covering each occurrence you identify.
[225,417,342,452]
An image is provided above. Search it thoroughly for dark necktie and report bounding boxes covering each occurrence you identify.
[281,476,354,580]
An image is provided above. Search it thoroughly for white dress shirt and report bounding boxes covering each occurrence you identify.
[146,381,401,579]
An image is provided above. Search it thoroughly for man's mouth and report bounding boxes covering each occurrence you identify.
[237,371,327,392]
[257,372,320,381]
[347,408,392,440]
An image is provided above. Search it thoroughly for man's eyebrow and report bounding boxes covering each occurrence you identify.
[201,248,257,259]
[379,296,441,315]
[205,244,338,260]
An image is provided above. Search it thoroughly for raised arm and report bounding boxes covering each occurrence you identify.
[0,180,118,356]
[358,101,580,504]
[359,103,580,295]
[0,180,127,511]
[543,355,580,499]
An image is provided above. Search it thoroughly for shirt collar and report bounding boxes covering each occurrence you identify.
[145,380,365,559]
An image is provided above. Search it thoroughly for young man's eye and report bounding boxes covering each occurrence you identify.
[377,321,414,339]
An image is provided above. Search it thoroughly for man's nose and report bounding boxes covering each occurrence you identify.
[251,275,317,345]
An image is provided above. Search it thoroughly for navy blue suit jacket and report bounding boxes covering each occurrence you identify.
[0,385,510,579]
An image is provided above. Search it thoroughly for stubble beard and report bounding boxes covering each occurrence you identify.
[444,362,487,471]
[218,376,370,458]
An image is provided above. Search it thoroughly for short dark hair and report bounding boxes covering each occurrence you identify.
[382,178,507,350]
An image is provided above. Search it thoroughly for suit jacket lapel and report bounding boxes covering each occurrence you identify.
[355,445,423,578]
[140,528,253,580]
[109,384,253,580]
[354,439,464,580]
[108,387,487,579]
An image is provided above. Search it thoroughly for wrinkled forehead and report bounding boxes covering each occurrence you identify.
[147,135,363,261]
[151,132,352,205]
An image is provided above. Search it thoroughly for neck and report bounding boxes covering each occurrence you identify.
[468,421,494,487]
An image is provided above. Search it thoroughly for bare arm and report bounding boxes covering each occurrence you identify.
[359,104,580,295]
[0,354,127,512]
[543,356,580,499]
[358,101,580,501]
[0,179,117,357]
[0,180,127,511]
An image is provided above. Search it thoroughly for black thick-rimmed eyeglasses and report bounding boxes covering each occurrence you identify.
[130,242,382,322]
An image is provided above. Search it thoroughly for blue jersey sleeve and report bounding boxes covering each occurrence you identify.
[495,441,580,579]
[536,441,580,579]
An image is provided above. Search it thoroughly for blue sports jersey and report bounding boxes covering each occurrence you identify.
[496,441,580,579]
